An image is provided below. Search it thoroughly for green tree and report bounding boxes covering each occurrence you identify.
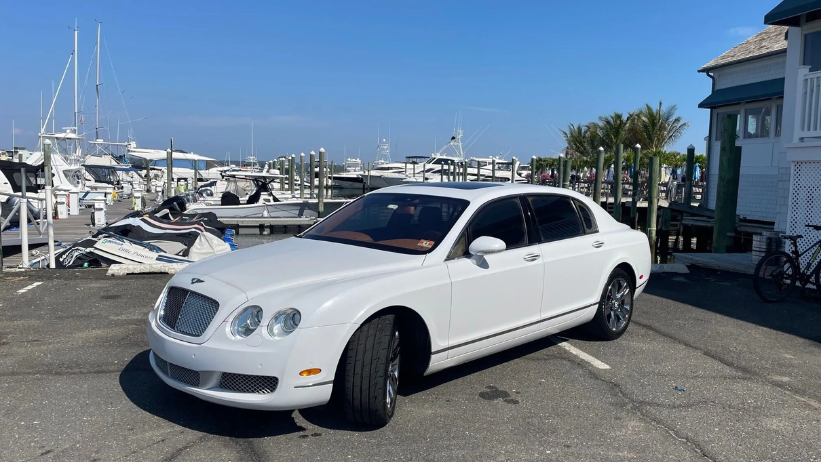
[633,101,690,153]
[597,111,635,153]
[560,122,601,170]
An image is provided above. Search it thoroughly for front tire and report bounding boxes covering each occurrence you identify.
[587,268,634,340]
[341,314,400,427]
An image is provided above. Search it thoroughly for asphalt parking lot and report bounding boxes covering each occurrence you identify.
[1,266,820,461]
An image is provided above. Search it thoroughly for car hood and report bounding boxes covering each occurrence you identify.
[178,237,425,298]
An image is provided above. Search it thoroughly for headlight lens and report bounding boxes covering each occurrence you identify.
[231,305,263,338]
[268,308,301,338]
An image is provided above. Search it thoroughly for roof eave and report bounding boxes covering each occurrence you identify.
[698,49,787,73]
[765,0,821,26]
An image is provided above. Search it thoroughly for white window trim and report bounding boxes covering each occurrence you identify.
[743,102,775,140]
[714,98,784,144]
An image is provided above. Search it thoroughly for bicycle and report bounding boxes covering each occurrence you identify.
[752,224,821,303]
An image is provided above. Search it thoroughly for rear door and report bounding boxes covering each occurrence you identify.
[445,196,544,358]
[528,194,608,324]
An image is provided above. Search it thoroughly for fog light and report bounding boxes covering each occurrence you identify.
[299,368,321,377]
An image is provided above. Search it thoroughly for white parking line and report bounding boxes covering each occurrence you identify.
[550,337,611,370]
[16,282,43,294]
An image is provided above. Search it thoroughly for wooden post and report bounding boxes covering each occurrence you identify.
[367,162,371,190]
[713,114,741,253]
[193,155,198,190]
[440,164,444,182]
[530,156,536,184]
[309,151,315,199]
[558,156,564,188]
[648,156,659,262]
[613,144,623,221]
[289,155,295,194]
[318,148,325,216]
[299,152,305,199]
[144,159,150,193]
[43,140,55,268]
[631,144,641,229]
[166,139,173,199]
[659,208,671,263]
[17,152,29,268]
[684,144,695,205]
[562,156,571,189]
[594,147,604,206]
[476,160,481,183]
[329,161,334,198]
[491,158,496,182]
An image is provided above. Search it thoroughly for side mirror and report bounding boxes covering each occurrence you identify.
[469,236,506,256]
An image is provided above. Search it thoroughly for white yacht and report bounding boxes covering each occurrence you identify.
[332,158,365,189]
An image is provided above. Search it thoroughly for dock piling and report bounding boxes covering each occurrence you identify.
[318,148,325,217]
[613,144,623,221]
[289,155,295,194]
[300,153,305,199]
[562,156,571,189]
[19,152,29,268]
[44,140,55,269]
[531,156,537,184]
[648,156,659,262]
[309,151,315,199]
[166,139,173,200]
[631,144,641,229]
[713,115,741,253]
[684,144,695,205]
[558,156,564,188]
[594,147,604,206]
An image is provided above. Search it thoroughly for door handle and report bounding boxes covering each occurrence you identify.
[523,253,541,262]
[592,241,605,248]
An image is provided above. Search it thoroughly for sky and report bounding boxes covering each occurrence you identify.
[0,0,781,163]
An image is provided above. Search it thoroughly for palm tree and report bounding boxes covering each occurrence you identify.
[597,112,634,153]
[560,122,601,169]
[633,102,689,153]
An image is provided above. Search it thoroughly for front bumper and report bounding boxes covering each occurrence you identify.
[146,310,355,410]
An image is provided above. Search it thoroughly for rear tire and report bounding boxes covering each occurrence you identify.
[341,314,400,427]
[753,251,798,303]
[586,268,634,340]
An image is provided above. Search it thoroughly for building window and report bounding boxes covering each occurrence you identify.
[775,104,783,138]
[744,106,772,139]
[803,30,821,72]
[715,111,741,141]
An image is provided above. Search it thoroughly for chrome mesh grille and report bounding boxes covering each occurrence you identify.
[219,373,279,394]
[152,352,200,387]
[160,287,219,337]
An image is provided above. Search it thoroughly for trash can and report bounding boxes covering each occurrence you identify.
[56,190,68,219]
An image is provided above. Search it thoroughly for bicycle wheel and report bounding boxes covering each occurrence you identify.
[753,251,798,303]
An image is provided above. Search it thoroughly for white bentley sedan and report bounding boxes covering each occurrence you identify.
[147,183,651,426]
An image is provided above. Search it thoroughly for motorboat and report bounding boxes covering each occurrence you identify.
[332,158,365,189]
[187,171,349,218]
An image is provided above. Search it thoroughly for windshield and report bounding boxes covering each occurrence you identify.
[302,193,469,254]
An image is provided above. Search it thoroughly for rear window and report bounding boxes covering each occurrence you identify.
[528,195,584,242]
[302,194,469,254]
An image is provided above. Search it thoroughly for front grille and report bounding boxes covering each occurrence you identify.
[219,373,279,394]
[160,287,219,337]
[152,352,200,387]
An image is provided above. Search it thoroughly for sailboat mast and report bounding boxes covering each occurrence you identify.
[95,22,101,140]
[73,23,78,130]
[251,121,254,161]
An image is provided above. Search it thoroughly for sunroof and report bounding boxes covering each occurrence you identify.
[401,182,505,190]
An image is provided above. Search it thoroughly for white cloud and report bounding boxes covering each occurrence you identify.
[464,106,510,114]
[12,127,25,135]
[170,115,318,128]
[726,26,760,38]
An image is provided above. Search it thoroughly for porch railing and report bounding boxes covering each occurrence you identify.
[796,66,821,140]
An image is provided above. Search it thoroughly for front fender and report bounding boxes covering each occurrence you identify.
[253,264,452,362]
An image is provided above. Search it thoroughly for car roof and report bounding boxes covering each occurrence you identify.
[370,182,587,202]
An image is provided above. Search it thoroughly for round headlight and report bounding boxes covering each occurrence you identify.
[231,305,263,338]
[268,308,301,338]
